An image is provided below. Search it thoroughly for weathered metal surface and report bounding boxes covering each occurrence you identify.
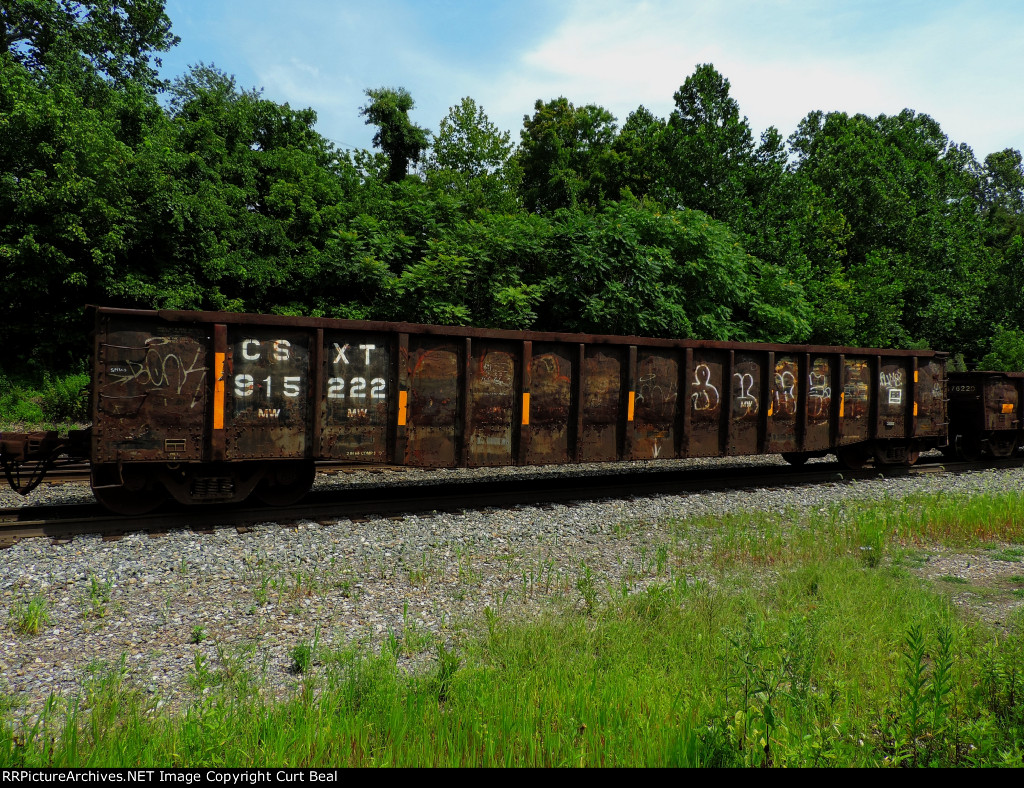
[768,355,799,452]
[524,343,573,465]
[983,376,1020,432]
[632,350,680,460]
[80,309,953,480]
[729,353,762,455]
[806,356,833,451]
[877,358,908,438]
[689,351,725,457]
[581,346,624,462]
[320,332,391,462]
[93,317,209,463]
[225,328,310,459]
[403,338,459,467]
[467,341,519,467]
[839,357,871,444]
[915,360,946,437]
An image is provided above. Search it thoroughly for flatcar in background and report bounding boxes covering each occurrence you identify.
[0,307,964,513]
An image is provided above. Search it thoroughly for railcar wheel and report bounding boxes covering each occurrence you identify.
[837,445,870,470]
[781,452,809,466]
[955,434,983,462]
[253,461,316,507]
[93,486,167,516]
[987,435,1018,458]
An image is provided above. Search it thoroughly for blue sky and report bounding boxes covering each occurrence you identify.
[159,0,1024,159]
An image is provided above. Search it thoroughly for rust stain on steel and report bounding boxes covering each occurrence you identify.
[581,346,624,462]
[768,355,799,453]
[840,357,871,443]
[632,350,679,460]
[320,332,390,462]
[94,317,209,464]
[805,356,833,451]
[877,359,907,437]
[689,351,724,457]
[915,360,946,436]
[225,329,310,459]
[524,344,573,465]
[730,354,761,456]
[404,339,459,467]
[467,342,518,467]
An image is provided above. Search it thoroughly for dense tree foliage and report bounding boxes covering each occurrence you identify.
[1,14,1021,372]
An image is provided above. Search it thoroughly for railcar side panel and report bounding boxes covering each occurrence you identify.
[729,352,762,456]
[403,337,459,467]
[93,317,209,464]
[688,351,725,457]
[320,332,392,462]
[467,340,519,467]
[877,358,909,440]
[767,354,799,453]
[915,360,946,437]
[524,343,574,465]
[839,357,871,444]
[806,356,833,452]
[225,328,310,459]
[631,349,680,460]
[581,346,625,462]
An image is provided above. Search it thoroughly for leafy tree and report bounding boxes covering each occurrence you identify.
[661,64,763,222]
[1,0,178,89]
[978,326,1024,372]
[516,97,618,212]
[609,105,666,200]
[424,96,519,212]
[360,87,430,183]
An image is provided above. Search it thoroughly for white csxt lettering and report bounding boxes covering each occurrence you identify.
[239,339,292,361]
[332,343,375,364]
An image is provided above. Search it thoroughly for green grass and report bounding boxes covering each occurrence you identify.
[3,489,1024,767]
[0,370,90,432]
[8,594,50,636]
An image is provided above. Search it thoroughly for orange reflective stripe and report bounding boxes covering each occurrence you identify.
[522,393,530,426]
[627,391,635,422]
[213,352,225,430]
[398,390,408,426]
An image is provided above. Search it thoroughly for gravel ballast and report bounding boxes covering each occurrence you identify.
[2,457,1024,718]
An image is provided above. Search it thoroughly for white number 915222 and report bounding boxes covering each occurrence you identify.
[327,377,386,400]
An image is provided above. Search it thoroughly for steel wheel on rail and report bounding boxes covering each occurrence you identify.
[92,485,168,515]
[253,460,316,507]
[987,434,1018,458]
[955,434,983,462]
[781,452,809,466]
[837,444,871,470]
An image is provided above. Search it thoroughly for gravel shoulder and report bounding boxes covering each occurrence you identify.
[2,457,1024,719]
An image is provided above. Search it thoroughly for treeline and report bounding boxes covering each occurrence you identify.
[2,2,1023,372]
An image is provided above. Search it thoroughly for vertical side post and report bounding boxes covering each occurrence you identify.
[517,340,532,466]
[211,323,227,462]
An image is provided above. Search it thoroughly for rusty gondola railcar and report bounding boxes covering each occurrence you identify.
[2,307,950,513]
[947,371,1023,460]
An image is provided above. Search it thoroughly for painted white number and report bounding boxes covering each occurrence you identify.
[349,377,366,399]
[327,377,344,398]
[262,376,271,397]
[234,374,254,396]
[283,376,301,398]
[370,377,386,399]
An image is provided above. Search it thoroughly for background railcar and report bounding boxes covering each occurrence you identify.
[2,308,950,513]
[947,371,1023,460]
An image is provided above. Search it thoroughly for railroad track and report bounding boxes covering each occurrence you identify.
[3,456,1022,548]
[35,460,411,485]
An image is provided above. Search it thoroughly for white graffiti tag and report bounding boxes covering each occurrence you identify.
[733,372,759,416]
[691,364,720,412]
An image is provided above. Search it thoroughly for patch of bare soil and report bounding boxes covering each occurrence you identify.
[904,545,1024,630]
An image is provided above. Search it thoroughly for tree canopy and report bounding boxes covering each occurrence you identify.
[1,28,1021,372]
